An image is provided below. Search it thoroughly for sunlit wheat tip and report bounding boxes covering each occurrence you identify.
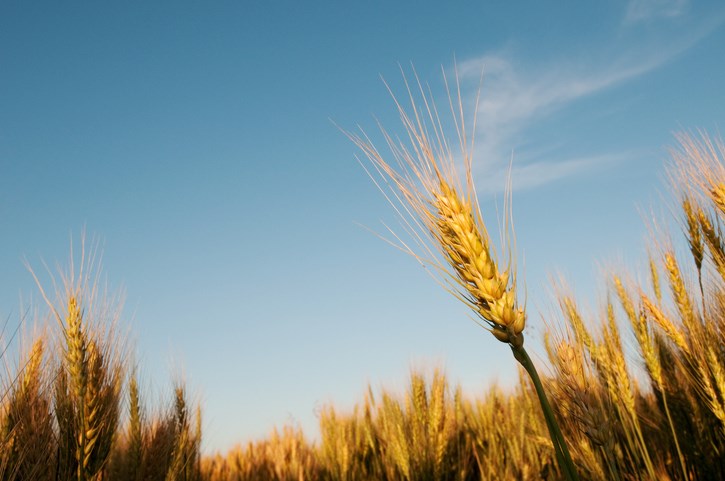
[22,337,45,393]
[683,197,704,271]
[66,296,88,400]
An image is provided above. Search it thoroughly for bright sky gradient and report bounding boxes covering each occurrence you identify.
[2,1,724,453]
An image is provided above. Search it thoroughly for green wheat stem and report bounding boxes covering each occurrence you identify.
[511,343,580,481]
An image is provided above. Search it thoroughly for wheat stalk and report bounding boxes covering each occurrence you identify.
[554,340,618,481]
[128,374,143,481]
[614,278,689,480]
[347,65,579,481]
[62,296,93,481]
[648,254,663,304]
[697,208,725,281]
[683,198,705,274]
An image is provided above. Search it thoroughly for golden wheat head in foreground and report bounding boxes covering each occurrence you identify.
[347,70,525,345]
[345,66,580,481]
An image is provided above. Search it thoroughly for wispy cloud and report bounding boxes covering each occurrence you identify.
[452,53,662,193]
[474,152,634,193]
[449,9,721,194]
[624,0,689,24]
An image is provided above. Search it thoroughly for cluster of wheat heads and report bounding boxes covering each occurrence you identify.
[202,87,725,480]
[3,80,725,481]
[107,379,203,481]
[541,133,725,480]
[339,67,724,480]
[202,425,317,481]
[201,368,554,481]
[0,245,202,481]
[77,128,725,481]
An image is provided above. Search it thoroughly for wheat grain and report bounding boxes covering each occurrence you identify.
[640,293,690,355]
[683,198,705,271]
[648,254,662,304]
[614,278,663,389]
[433,180,526,341]
[697,208,725,281]
[664,252,698,336]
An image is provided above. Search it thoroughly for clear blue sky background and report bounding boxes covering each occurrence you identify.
[1,1,724,453]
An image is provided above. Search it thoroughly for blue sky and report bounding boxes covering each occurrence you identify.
[1,1,724,453]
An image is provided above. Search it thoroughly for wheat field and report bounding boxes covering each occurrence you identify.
[2,123,725,479]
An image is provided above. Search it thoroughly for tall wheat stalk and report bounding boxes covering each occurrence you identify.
[27,237,125,481]
[346,65,580,480]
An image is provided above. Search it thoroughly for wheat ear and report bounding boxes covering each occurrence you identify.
[128,374,143,481]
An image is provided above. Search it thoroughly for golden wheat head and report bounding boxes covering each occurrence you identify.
[347,67,525,344]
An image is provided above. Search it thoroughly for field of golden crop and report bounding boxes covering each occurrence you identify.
[2,79,724,479]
